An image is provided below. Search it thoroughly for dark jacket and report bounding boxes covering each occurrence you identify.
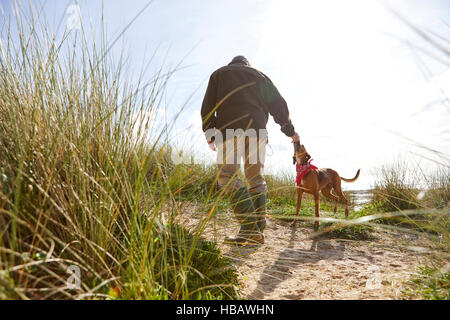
[201,62,295,140]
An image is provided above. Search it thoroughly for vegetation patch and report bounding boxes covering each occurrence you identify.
[0,7,238,300]
[403,265,450,300]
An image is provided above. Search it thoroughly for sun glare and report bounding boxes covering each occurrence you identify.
[250,0,449,189]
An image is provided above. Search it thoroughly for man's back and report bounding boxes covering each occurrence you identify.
[201,57,295,139]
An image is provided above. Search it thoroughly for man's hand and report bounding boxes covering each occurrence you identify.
[291,132,300,143]
[207,140,217,151]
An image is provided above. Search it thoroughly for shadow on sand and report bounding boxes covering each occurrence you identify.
[247,227,346,299]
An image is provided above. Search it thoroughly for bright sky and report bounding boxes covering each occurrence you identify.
[2,0,449,189]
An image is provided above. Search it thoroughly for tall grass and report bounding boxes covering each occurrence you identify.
[0,4,238,299]
[370,158,449,237]
[371,158,449,212]
[372,159,420,212]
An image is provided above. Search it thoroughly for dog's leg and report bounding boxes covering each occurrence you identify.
[290,189,303,226]
[322,186,339,214]
[342,197,349,218]
[333,183,349,218]
[313,191,320,231]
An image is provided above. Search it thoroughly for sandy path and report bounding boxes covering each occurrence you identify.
[179,203,440,300]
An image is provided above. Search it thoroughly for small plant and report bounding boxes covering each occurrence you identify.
[318,209,375,241]
[403,265,450,300]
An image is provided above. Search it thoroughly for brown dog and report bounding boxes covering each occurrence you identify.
[290,144,360,230]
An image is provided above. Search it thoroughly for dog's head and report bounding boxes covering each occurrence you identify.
[293,144,311,165]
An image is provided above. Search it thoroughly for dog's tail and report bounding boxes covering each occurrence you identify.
[341,169,360,183]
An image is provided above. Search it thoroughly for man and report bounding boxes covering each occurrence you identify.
[201,55,299,245]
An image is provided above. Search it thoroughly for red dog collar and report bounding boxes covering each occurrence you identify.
[296,159,318,185]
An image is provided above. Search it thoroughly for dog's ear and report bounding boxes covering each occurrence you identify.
[306,153,311,161]
[292,156,296,165]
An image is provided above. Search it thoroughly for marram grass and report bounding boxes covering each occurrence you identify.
[0,5,238,300]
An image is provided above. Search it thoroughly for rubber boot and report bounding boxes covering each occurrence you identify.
[224,187,264,246]
[252,193,267,232]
